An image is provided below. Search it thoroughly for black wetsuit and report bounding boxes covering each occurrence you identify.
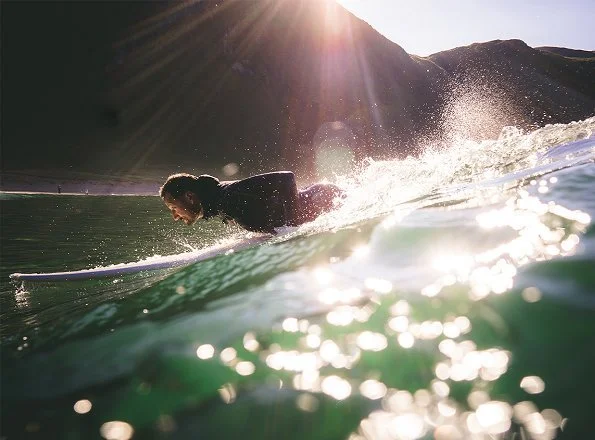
[194,171,343,233]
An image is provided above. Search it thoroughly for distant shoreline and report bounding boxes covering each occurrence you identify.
[1,171,163,196]
[1,190,158,197]
[0,183,160,196]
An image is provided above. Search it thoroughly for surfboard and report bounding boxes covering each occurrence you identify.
[10,235,271,282]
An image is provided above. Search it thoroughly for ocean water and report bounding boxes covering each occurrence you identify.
[1,118,594,439]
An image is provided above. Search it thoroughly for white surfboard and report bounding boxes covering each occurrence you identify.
[10,235,271,282]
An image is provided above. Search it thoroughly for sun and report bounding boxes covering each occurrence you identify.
[323,0,348,38]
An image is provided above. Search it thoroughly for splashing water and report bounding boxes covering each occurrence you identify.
[308,117,595,231]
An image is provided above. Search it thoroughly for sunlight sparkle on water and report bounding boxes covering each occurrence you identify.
[420,192,588,304]
[296,393,320,412]
[282,317,300,332]
[320,340,341,362]
[352,245,370,259]
[218,383,236,404]
[431,380,450,398]
[413,389,432,407]
[390,413,426,440]
[196,344,215,360]
[454,316,471,332]
[327,306,357,326]
[434,425,464,440]
[417,320,444,340]
[264,352,285,371]
[432,254,474,276]
[100,421,134,440]
[14,284,31,310]
[293,369,321,392]
[435,342,510,383]
[389,315,409,332]
[525,412,548,436]
[319,287,362,305]
[438,339,457,357]
[560,233,580,252]
[235,361,256,376]
[73,399,92,414]
[468,390,490,409]
[390,300,410,316]
[356,331,388,351]
[474,401,513,434]
[237,189,577,440]
[156,415,176,433]
[321,375,352,400]
[243,332,260,352]
[474,195,588,268]
[438,400,458,417]
[442,322,461,339]
[397,332,415,348]
[364,277,393,294]
[522,286,542,302]
[220,347,237,364]
[421,283,441,297]
[542,409,564,430]
[266,350,319,373]
[520,375,545,394]
[314,267,334,285]
[360,379,388,400]
[305,333,321,348]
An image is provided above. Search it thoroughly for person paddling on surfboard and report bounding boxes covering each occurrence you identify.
[160,171,343,234]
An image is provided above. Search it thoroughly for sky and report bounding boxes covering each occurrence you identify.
[337,0,595,56]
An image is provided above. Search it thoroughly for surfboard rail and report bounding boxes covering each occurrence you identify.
[10,235,271,282]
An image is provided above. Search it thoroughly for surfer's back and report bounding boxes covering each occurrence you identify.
[219,171,300,233]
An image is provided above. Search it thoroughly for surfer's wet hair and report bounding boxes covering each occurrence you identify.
[160,173,200,198]
[160,173,220,199]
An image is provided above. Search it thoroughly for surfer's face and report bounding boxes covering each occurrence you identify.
[163,192,204,226]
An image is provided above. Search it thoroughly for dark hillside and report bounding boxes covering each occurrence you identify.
[537,47,595,59]
[2,1,594,181]
[428,39,595,139]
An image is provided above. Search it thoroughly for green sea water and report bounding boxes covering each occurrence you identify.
[1,119,595,439]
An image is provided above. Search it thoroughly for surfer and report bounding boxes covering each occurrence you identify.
[160,171,343,234]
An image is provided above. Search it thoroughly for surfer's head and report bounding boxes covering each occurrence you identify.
[160,173,221,225]
[160,173,204,225]
[162,191,203,225]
